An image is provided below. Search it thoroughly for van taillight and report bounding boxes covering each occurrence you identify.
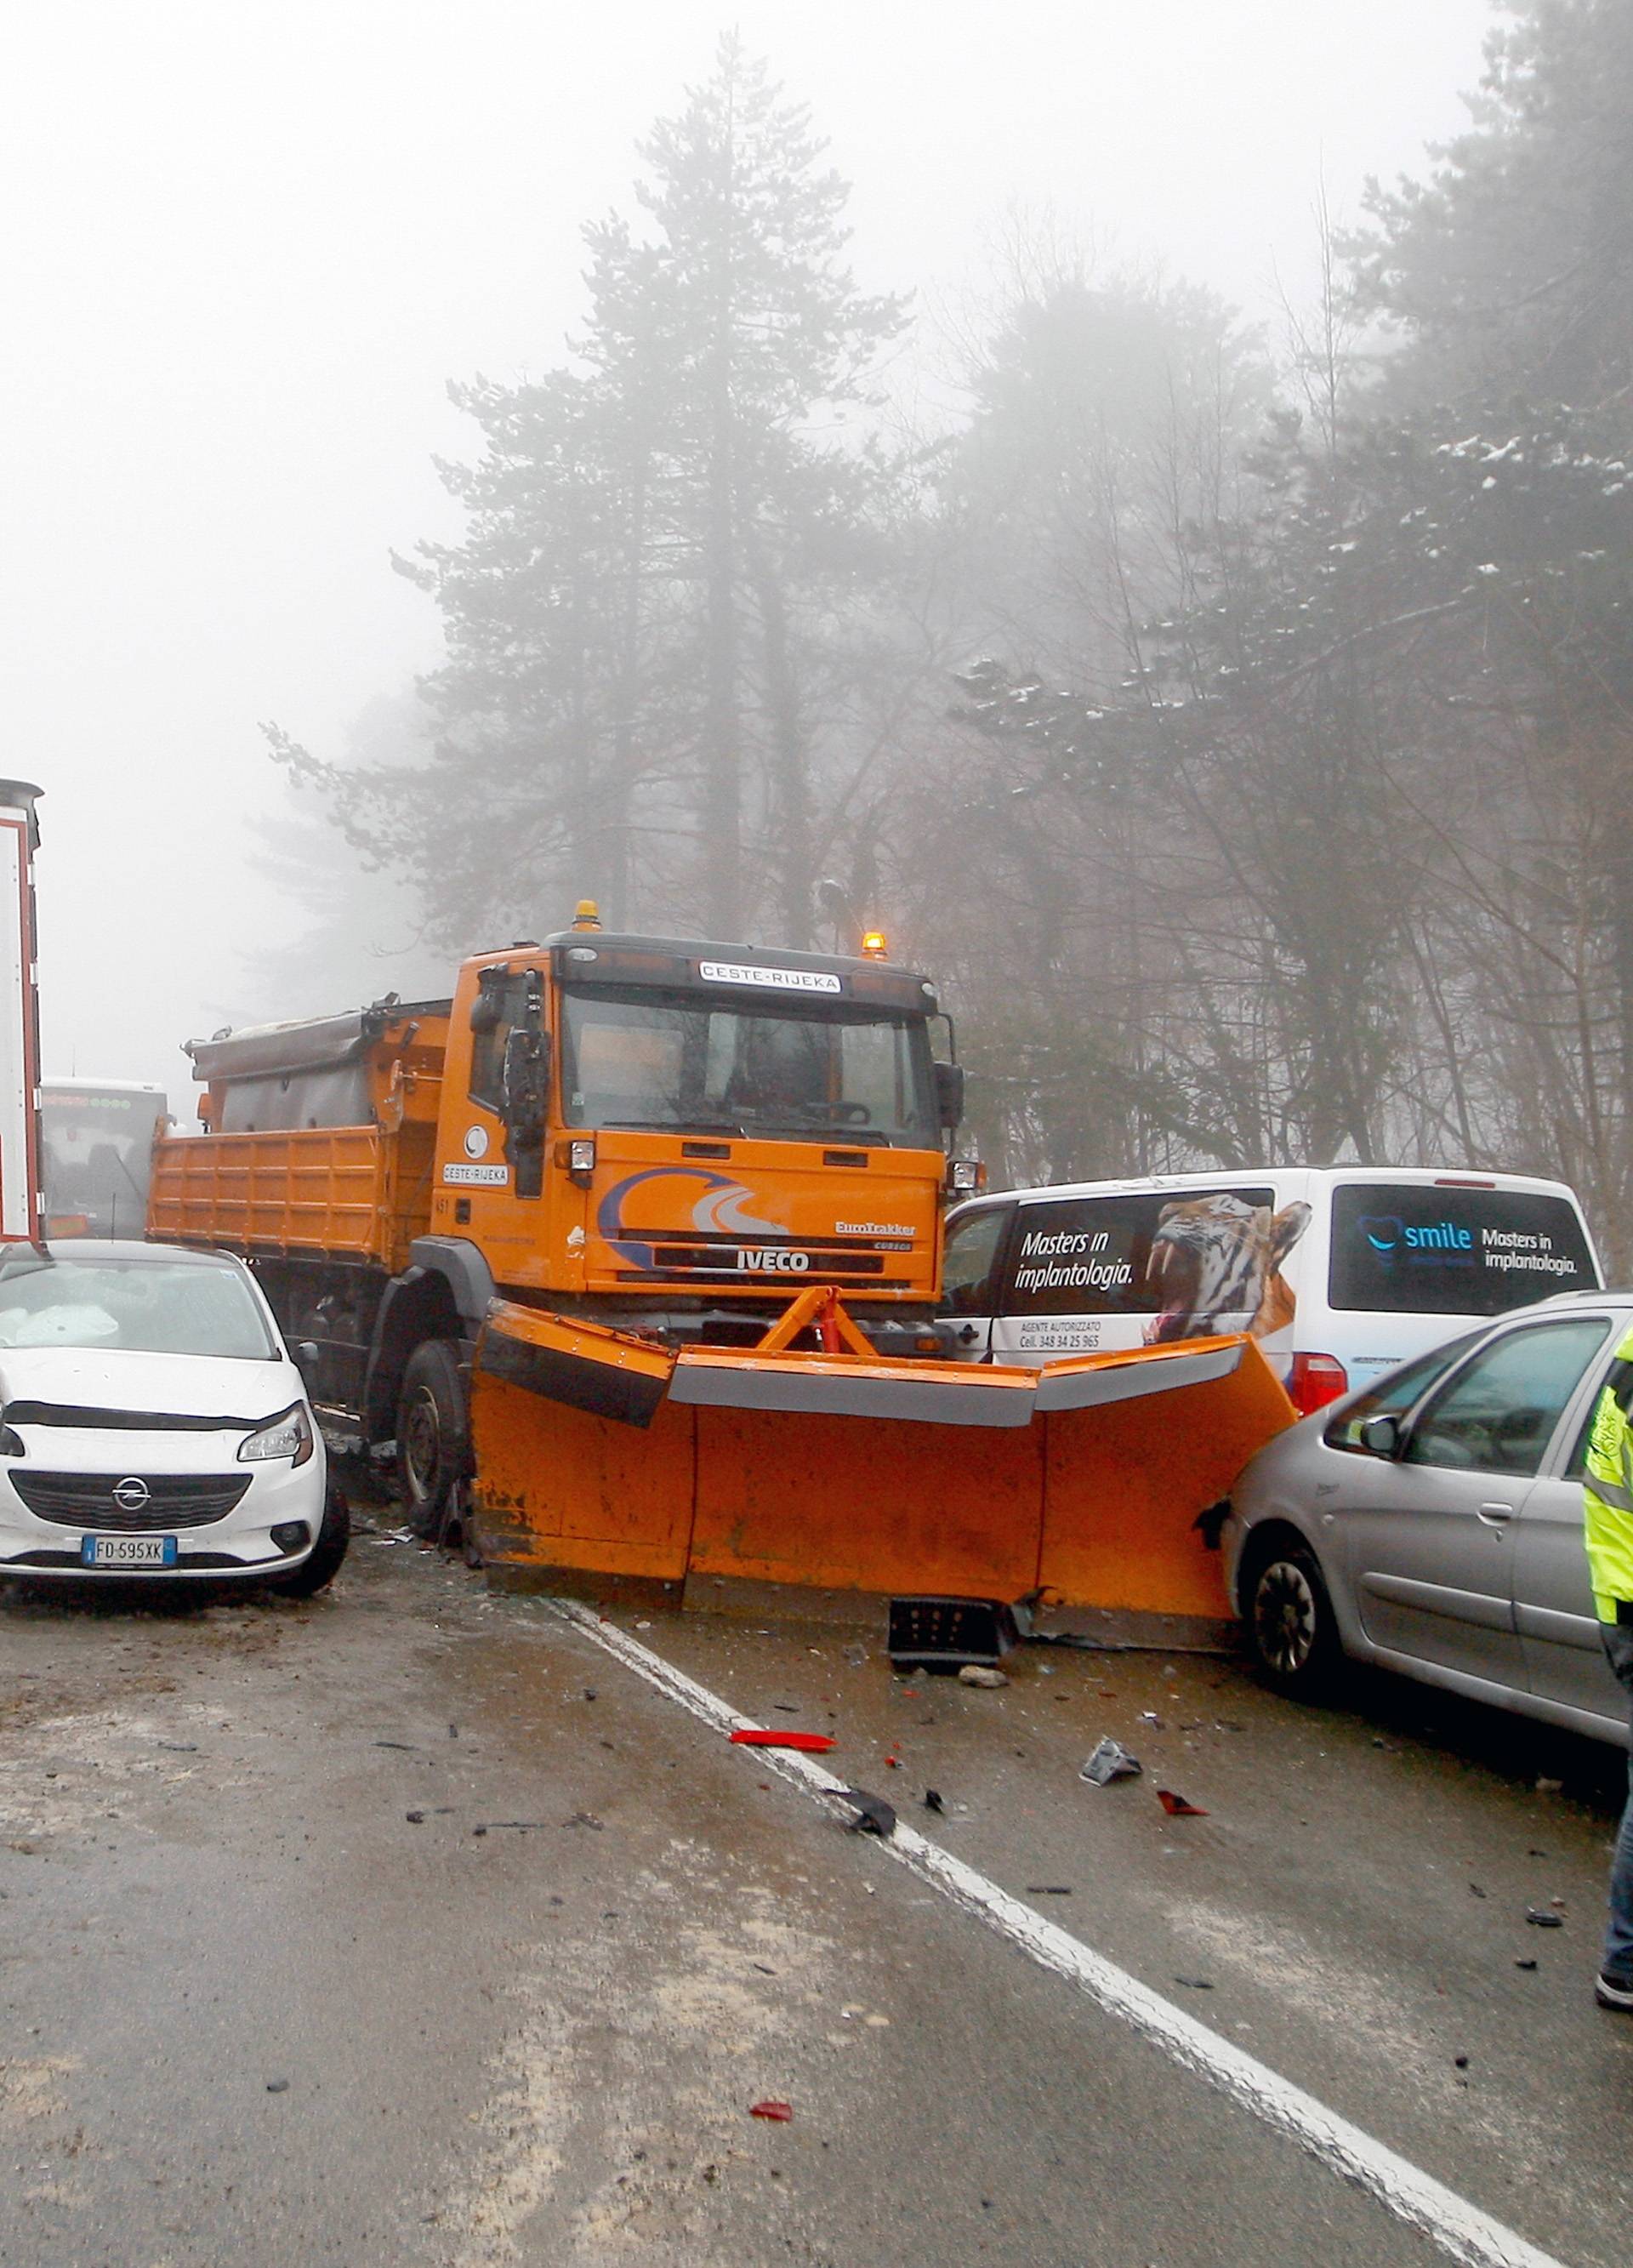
[1288,1352,1348,1415]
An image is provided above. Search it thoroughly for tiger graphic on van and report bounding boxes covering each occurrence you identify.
[1143,1194,1312,1345]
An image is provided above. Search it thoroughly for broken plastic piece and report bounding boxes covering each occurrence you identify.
[749,2100,793,2123]
[836,1786,896,1838]
[1157,1788,1208,1816]
[1080,1738,1142,1786]
[1525,1907,1563,1927]
[730,1729,837,1752]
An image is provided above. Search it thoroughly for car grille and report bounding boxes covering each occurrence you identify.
[11,1472,253,1531]
[3,1549,262,1570]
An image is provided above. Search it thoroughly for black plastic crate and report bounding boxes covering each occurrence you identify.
[887,1595,1021,1672]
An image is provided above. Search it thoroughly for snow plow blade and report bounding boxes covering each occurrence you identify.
[468,1290,1295,1616]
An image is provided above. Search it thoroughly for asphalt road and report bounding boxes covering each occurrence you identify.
[3,1510,1630,2268]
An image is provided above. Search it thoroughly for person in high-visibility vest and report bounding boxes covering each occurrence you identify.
[1582,1328,1633,2008]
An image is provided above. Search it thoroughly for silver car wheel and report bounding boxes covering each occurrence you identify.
[1252,1557,1318,1678]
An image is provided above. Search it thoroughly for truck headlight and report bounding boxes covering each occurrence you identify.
[238,1404,316,1467]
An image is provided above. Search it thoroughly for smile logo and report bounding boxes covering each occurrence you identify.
[1360,1216,1403,1255]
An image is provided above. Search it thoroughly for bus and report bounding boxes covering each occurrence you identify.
[41,1078,169,1239]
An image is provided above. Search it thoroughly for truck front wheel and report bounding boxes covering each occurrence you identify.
[396,1340,469,1540]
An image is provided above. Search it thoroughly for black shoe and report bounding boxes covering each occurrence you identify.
[1595,1970,1633,2010]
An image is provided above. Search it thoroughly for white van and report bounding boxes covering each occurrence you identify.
[940,1166,1602,1416]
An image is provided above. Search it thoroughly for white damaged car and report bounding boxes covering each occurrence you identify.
[0,1239,345,1592]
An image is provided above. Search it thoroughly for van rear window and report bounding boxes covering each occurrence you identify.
[999,1188,1282,1326]
[1328,1185,1597,1316]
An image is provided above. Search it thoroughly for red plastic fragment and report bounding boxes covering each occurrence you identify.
[1157,1788,1209,1817]
[730,1729,837,1753]
[749,2099,794,2122]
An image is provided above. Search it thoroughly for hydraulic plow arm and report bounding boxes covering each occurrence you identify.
[469,1286,1296,1619]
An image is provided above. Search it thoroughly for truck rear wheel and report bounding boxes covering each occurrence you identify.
[396,1340,469,1540]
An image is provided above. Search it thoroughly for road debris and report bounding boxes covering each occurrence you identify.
[749,2100,793,2122]
[1027,1884,1072,1895]
[730,1729,837,1752]
[1157,1789,1208,1817]
[265,2079,290,2094]
[924,1789,945,1814]
[564,1812,605,1831]
[405,1809,425,1824]
[1081,1737,1142,1785]
[836,1787,896,1838]
[959,1665,1009,1689]
[1174,1976,1215,1990]
[1516,1958,1539,1970]
[1525,1907,1564,1927]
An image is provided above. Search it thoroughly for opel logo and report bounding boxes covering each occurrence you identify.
[112,1477,150,1512]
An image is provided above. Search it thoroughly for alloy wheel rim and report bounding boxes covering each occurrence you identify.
[1255,1560,1316,1677]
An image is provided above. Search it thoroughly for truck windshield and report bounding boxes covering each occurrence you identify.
[42,1086,166,1238]
[560,984,940,1148]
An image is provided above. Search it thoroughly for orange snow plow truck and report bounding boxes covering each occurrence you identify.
[149,909,1293,1616]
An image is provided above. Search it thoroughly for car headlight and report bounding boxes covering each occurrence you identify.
[238,1404,316,1467]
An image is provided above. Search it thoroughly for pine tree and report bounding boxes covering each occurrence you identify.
[276,37,910,951]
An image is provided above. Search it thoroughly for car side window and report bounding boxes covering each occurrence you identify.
[1565,1335,1624,1476]
[941,1207,1012,1317]
[1402,1319,1612,1479]
[1323,1332,1484,1453]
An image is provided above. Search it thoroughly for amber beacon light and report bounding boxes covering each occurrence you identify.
[860,930,888,960]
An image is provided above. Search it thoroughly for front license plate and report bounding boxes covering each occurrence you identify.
[81,1535,178,1570]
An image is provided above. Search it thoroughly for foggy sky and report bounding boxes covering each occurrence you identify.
[3,0,1495,1107]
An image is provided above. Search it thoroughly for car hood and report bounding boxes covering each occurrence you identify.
[0,1346,294,1427]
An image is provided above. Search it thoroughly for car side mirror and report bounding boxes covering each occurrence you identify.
[1359,1413,1402,1457]
[933,1061,965,1131]
[294,1340,321,1377]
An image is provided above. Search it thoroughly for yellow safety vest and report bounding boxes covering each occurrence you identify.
[1582,1324,1633,1623]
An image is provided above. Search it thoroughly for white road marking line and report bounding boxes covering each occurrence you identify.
[551,1598,1568,2268]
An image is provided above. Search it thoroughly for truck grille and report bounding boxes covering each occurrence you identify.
[11,1472,253,1531]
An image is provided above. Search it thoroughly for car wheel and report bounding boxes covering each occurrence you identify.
[396,1340,469,1540]
[265,1485,351,1598]
[1243,1538,1342,1700]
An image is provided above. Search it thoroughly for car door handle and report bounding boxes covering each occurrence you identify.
[1477,1501,1516,1524]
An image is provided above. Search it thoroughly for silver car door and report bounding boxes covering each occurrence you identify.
[1340,1318,1612,1688]
[1511,1322,1627,1726]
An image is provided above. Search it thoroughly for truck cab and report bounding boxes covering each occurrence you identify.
[427,915,962,1351]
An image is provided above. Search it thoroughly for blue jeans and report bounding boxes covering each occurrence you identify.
[1600,1621,1633,1980]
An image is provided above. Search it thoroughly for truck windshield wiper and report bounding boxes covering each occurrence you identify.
[603,1115,747,1137]
[732,1113,891,1147]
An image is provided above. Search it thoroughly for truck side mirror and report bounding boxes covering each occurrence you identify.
[1358,1413,1402,1457]
[933,1061,965,1131]
[502,1028,550,1134]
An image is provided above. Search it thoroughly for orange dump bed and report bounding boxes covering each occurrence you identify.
[148,1121,437,1274]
